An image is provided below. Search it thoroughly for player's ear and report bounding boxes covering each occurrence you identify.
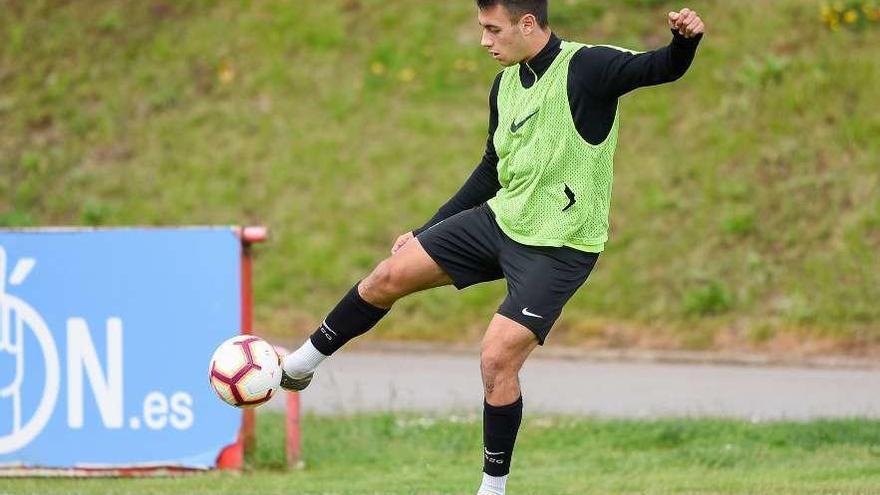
[519,13,536,35]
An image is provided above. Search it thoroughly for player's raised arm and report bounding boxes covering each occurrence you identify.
[577,8,704,99]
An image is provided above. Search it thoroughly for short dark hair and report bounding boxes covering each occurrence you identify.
[476,0,549,28]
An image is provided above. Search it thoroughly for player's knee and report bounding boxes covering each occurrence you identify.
[361,259,405,306]
[480,346,513,378]
[360,261,393,304]
[480,347,520,400]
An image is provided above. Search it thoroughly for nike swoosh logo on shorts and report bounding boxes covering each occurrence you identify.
[509,109,539,133]
[521,308,543,318]
[484,448,506,456]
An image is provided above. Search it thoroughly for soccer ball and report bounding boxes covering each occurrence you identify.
[209,335,282,408]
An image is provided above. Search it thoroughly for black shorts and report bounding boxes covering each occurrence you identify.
[417,203,599,345]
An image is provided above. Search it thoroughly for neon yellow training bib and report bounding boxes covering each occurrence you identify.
[488,41,619,253]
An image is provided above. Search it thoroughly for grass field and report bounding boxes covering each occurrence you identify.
[2,0,879,351]
[3,412,880,494]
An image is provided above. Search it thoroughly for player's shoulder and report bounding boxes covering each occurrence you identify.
[570,43,642,74]
[574,44,642,61]
[490,70,504,93]
[492,66,518,93]
[488,70,504,106]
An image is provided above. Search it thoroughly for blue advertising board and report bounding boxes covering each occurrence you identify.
[0,228,241,468]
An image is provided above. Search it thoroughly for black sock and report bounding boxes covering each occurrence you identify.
[483,396,523,477]
[308,283,389,356]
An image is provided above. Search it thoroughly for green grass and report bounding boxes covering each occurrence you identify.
[1,0,879,351]
[4,412,880,494]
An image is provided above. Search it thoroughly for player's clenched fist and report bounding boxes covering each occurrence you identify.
[668,8,704,38]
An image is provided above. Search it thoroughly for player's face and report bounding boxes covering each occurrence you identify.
[478,4,528,66]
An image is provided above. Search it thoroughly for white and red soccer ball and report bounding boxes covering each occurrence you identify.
[209,335,282,408]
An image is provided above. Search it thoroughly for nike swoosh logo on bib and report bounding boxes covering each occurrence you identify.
[509,109,539,133]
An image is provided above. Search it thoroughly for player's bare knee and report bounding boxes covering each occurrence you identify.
[359,262,391,305]
[360,259,403,306]
[480,347,510,379]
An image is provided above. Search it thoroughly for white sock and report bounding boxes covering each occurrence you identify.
[478,473,507,495]
[282,339,327,377]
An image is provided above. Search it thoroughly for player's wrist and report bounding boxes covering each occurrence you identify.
[670,29,702,44]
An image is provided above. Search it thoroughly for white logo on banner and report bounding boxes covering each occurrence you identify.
[0,243,198,458]
[0,246,61,455]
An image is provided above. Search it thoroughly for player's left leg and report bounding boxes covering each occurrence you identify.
[477,314,538,495]
[476,242,599,495]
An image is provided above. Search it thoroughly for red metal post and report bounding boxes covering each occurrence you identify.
[286,387,302,468]
[237,226,267,460]
[241,242,256,455]
[273,345,302,469]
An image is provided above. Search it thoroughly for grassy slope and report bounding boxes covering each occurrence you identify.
[5,413,880,494]
[2,0,878,351]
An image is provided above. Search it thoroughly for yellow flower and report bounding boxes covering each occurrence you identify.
[218,60,235,84]
[843,9,859,23]
[397,68,416,83]
[370,62,386,75]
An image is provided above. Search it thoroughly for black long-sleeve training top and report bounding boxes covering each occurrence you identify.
[412,30,702,235]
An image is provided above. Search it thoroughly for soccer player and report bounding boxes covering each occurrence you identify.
[282,1,704,493]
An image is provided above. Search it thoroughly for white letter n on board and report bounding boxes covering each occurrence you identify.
[67,317,124,429]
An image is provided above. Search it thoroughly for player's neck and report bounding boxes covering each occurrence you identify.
[522,30,552,63]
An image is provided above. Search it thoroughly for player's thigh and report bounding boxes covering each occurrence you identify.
[498,245,599,345]
[415,204,504,290]
[392,236,454,291]
[363,236,453,300]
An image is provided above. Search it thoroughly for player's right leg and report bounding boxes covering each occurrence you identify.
[358,236,454,308]
[281,236,453,391]
[282,204,505,391]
